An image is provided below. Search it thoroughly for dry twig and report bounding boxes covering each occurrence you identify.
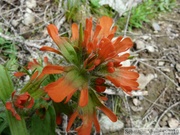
[154,101,180,128]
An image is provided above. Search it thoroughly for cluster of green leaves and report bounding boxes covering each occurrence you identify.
[0,60,74,135]
[157,0,176,11]
[62,0,176,30]
[117,0,176,30]
[0,37,17,60]
[0,103,10,135]
[63,0,115,23]
[89,0,115,18]
[0,36,19,74]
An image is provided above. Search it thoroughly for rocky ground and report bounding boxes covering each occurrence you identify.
[0,0,179,135]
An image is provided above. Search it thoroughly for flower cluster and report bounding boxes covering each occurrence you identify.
[40,16,139,134]
[6,91,34,120]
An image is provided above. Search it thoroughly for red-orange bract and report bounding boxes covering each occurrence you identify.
[41,16,139,134]
[6,91,34,120]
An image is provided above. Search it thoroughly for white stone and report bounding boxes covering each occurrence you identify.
[175,64,180,72]
[99,0,126,15]
[26,0,36,9]
[131,105,143,112]
[142,35,151,40]
[137,73,156,90]
[99,0,142,16]
[99,115,124,133]
[23,8,35,26]
[131,91,148,96]
[135,40,145,50]
[26,8,33,13]
[152,22,161,31]
[168,118,179,128]
[133,98,141,106]
[177,87,180,91]
[11,19,19,27]
[159,121,167,127]
[158,61,165,66]
[167,113,172,118]
[161,68,171,72]
[162,116,168,122]
[146,45,155,53]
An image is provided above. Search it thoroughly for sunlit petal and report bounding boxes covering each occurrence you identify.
[47,24,63,46]
[71,23,79,40]
[14,72,26,78]
[66,111,78,131]
[40,46,61,54]
[100,105,117,122]
[42,65,64,74]
[79,88,88,107]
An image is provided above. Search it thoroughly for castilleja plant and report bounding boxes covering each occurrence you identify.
[0,58,48,135]
[40,16,139,134]
[0,16,139,135]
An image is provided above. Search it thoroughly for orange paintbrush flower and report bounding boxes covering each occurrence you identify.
[5,91,34,120]
[41,16,139,134]
[13,91,34,109]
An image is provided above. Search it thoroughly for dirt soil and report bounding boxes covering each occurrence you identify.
[0,0,179,135]
[119,2,180,133]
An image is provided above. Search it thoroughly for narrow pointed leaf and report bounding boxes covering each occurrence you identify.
[0,65,14,103]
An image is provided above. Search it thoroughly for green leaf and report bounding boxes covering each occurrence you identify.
[0,37,6,45]
[53,102,73,116]
[0,65,14,103]
[90,0,100,7]
[6,111,28,135]
[5,57,18,71]
[60,41,79,65]
[0,111,8,133]
[29,106,56,135]
[30,89,46,100]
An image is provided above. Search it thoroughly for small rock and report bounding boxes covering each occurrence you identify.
[161,68,171,72]
[11,19,19,27]
[158,61,165,66]
[175,63,180,72]
[135,40,145,50]
[168,118,179,128]
[151,110,158,117]
[170,63,174,67]
[167,113,172,118]
[26,0,36,9]
[177,87,180,91]
[104,87,124,96]
[131,105,143,112]
[152,22,161,31]
[175,73,180,83]
[23,8,35,26]
[99,115,124,133]
[153,30,158,34]
[137,73,156,90]
[133,98,141,106]
[142,35,151,40]
[159,121,168,127]
[162,116,168,122]
[131,91,148,97]
[138,96,144,100]
[26,8,33,14]
[146,45,155,53]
